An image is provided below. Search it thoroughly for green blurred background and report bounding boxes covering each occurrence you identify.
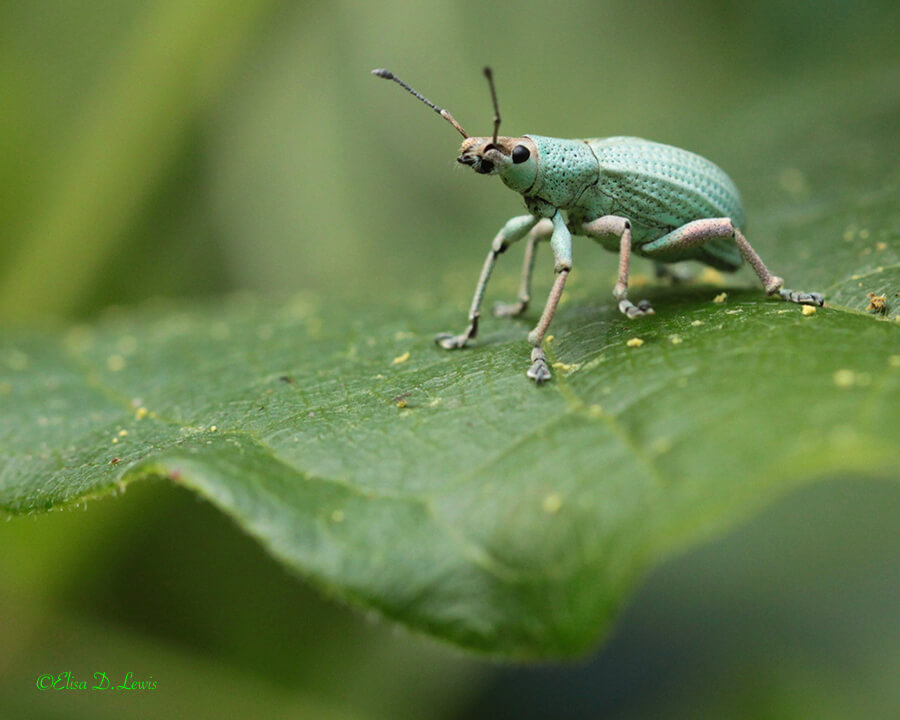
[1,0,898,717]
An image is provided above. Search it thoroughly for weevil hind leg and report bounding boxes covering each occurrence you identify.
[642,218,825,306]
[493,218,553,318]
[581,216,655,318]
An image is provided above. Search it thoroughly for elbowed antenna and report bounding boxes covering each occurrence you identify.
[483,67,501,146]
[371,69,469,139]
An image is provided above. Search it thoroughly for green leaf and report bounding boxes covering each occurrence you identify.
[2,68,898,660]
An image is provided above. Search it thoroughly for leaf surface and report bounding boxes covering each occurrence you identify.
[2,68,898,659]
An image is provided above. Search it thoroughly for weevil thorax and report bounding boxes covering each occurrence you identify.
[457,136,538,193]
[522,135,599,208]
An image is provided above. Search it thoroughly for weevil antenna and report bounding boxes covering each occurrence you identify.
[483,67,501,146]
[372,69,469,139]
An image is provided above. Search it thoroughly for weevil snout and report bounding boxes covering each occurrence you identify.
[458,136,538,193]
[457,138,505,174]
[458,136,529,175]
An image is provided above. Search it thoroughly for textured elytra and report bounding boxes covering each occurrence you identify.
[590,136,743,221]
[585,137,745,266]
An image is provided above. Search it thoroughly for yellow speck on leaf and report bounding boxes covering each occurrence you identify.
[866,293,887,313]
[626,337,644,348]
[690,320,704,327]
[713,292,728,304]
[542,493,563,515]
[118,429,128,437]
[107,354,125,372]
[395,399,407,409]
[552,361,580,373]
[392,351,410,365]
[876,242,887,251]
[629,274,651,288]
[801,305,817,316]
[546,335,554,343]
[135,407,149,419]
[832,369,856,388]
[669,334,683,345]
[210,425,217,432]
[698,267,724,285]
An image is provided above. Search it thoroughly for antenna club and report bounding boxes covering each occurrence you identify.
[370,67,470,139]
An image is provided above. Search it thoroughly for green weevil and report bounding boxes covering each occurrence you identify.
[373,67,824,383]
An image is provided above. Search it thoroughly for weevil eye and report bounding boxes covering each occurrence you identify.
[512,144,530,164]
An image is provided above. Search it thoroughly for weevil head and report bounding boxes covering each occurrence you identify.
[457,136,538,193]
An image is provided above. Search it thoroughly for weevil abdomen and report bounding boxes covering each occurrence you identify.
[581,136,746,269]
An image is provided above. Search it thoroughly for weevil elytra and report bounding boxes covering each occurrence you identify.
[373,68,825,383]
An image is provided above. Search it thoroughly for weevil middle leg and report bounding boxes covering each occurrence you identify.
[435,214,539,349]
[641,218,824,305]
[581,215,655,319]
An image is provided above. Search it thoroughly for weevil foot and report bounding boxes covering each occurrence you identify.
[434,332,470,350]
[618,298,655,319]
[434,316,478,349]
[526,347,552,383]
[493,300,528,318]
[777,289,825,306]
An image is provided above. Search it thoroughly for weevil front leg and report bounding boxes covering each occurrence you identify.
[435,215,539,349]
[493,218,553,318]
[526,212,572,383]
[641,218,824,305]
[581,216,655,318]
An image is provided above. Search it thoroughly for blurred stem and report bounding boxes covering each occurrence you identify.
[0,0,278,320]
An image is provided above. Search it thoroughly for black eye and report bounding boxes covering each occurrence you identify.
[512,144,530,164]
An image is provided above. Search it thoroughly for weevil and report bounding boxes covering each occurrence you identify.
[372,68,825,383]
